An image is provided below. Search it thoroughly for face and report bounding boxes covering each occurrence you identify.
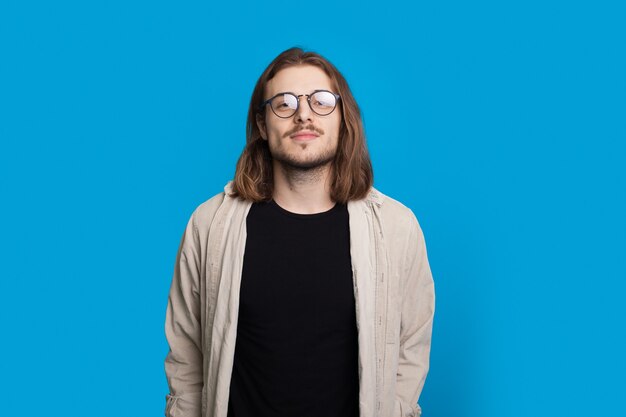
[256,65,342,171]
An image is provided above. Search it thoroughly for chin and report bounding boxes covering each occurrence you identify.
[284,160,332,171]
[273,151,336,171]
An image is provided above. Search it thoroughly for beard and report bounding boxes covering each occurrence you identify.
[269,141,337,171]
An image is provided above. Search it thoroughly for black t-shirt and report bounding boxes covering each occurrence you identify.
[227,200,359,417]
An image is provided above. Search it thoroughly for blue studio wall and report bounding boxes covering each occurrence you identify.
[0,1,624,416]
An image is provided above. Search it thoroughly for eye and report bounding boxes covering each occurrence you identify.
[312,91,335,108]
[273,94,297,110]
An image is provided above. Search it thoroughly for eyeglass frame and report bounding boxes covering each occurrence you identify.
[258,89,342,118]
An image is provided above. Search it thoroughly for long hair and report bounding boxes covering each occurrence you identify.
[231,47,373,203]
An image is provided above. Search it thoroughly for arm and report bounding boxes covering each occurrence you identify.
[395,215,435,417]
[164,212,203,417]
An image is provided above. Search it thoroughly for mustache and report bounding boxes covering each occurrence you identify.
[283,124,325,138]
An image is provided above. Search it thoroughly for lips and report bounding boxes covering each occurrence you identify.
[290,131,319,140]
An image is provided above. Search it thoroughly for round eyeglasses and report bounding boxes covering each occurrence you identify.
[260,90,341,118]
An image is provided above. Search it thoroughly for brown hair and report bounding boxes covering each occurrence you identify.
[231,47,373,203]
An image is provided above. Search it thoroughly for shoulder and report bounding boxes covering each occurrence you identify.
[188,191,227,232]
[187,181,251,233]
[370,189,429,266]
[370,188,422,235]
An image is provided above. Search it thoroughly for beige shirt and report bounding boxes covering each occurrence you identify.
[164,183,435,417]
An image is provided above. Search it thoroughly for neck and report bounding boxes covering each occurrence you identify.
[272,161,335,214]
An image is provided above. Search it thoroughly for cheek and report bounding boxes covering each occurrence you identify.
[268,126,284,142]
[266,124,288,148]
[263,120,281,138]
[328,117,342,140]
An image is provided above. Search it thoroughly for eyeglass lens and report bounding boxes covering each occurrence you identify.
[270,91,337,117]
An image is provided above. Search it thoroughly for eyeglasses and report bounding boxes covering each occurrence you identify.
[260,90,341,118]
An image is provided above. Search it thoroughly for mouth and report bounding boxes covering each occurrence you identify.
[290,131,320,141]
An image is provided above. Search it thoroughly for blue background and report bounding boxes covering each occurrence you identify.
[1,0,624,416]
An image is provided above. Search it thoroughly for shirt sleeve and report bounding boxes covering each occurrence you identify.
[164,211,203,417]
[395,214,435,417]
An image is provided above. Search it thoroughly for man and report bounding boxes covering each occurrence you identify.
[164,47,435,417]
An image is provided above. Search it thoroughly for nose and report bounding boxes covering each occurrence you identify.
[294,95,313,123]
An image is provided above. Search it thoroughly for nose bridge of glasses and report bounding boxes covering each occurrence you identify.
[293,94,313,115]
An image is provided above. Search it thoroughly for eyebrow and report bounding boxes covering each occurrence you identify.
[269,89,332,98]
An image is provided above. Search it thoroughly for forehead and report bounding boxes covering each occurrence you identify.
[265,65,334,97]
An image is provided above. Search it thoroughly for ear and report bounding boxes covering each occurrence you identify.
[256,113,267,140]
